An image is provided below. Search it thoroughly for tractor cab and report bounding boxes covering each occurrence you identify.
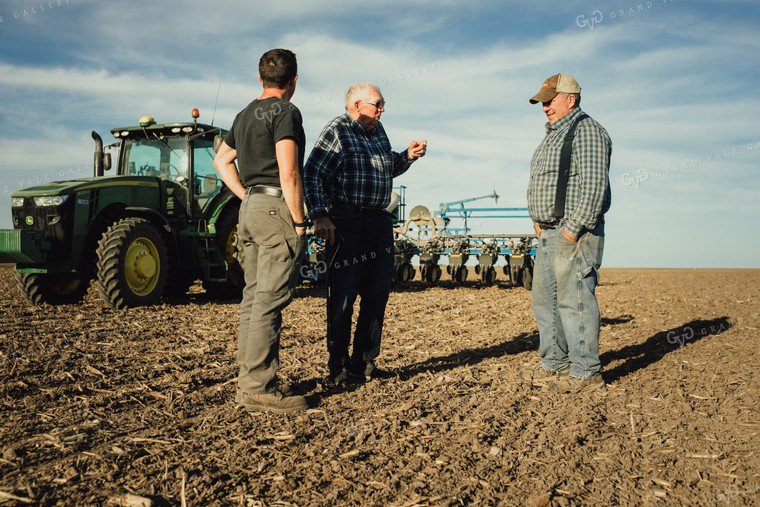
[109,111,225,217]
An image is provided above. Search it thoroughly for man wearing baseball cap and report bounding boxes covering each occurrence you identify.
[521,73,612,392]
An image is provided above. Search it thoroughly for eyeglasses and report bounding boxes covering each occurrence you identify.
[358,99,385,109]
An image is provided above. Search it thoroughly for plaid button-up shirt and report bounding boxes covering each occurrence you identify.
[527,108,612,237]
[304,113,413,219]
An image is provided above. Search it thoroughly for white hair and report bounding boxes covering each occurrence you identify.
[345,82,381,110]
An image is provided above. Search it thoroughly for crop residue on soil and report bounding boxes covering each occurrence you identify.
[1,265,759,505]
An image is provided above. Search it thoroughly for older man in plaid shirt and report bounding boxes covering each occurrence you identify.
[304,82,426,388]
[522,74,612,393]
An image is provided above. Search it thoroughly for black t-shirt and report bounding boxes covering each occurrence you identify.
[225,97,305,188]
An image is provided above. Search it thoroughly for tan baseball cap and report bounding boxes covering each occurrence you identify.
[529,73,581,104]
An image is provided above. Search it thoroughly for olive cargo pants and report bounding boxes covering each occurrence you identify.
[237,193,306,394]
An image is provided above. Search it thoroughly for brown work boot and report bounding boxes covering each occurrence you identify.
[235,382,293,404]
[548,373,605,393]
[237,388,308,414]
[519,365,570,387]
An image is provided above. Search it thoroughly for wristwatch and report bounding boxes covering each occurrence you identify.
[293,221,307,227]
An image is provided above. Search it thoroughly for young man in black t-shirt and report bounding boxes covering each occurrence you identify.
[213,49,308,413]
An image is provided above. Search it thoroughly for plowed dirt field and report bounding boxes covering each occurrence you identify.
[1,265,759,506]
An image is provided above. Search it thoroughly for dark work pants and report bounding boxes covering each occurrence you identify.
[326,213,395,377]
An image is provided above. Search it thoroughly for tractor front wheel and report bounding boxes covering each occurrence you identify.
[15,271,90,306]
[96,217,169,309]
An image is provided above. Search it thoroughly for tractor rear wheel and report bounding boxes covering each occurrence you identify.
[96,217,169,309]
[202,204,244,300]
[15,271,90,306]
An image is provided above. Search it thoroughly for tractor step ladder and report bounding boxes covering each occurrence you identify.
[197,222,228,283]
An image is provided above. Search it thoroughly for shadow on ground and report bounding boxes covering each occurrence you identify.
[601,316,734,383]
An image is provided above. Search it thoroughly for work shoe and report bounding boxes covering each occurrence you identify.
[324,368,353,389]
[548,373,605,393]
[237,388,308,414]
[235,383,293,404]
[350,360,393,382]
[519,365,570,387]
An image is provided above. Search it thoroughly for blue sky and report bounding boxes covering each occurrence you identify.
[1,0,758,268]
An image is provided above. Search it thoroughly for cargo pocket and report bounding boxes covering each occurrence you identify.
[258,241,295,295]
[251,205,292,295]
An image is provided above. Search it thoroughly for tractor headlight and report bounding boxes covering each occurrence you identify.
[33,195,69,207]
[11,197,24,207]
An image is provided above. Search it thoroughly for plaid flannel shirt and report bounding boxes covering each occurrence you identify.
[304,113,413,219]
[527,108,612,237]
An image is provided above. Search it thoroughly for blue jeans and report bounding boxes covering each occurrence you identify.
[531,224,605,379]
[326,212,395,377]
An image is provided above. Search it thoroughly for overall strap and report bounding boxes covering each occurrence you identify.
[553,113,589,220]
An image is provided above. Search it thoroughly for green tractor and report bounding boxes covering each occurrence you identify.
[0,109,244,308]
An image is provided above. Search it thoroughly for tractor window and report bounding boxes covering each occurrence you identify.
[193,139,222,208]
[123,137,188,181]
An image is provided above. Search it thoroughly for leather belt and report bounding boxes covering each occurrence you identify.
[537,221,559,230]
[247,185,282,198]
[332,202,392,217]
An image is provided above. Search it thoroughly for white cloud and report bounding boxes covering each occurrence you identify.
[1,1,759,267]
